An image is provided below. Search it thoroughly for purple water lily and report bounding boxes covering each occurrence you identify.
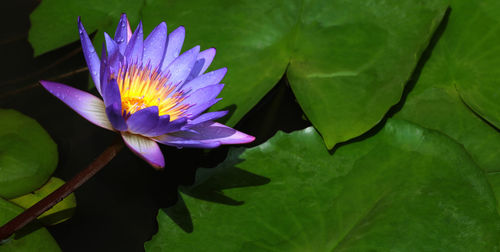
[41,14,254,169]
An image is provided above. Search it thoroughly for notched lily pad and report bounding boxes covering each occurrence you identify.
[0,109,58,199]
[9,177,76,226]
[146,119,500,251]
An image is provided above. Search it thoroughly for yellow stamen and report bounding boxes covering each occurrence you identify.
[114,64,190,120]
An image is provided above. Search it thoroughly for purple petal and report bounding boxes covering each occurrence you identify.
[144,117,188,137]
[122,133,165,169]
[78,17,101,95]
[114,14,132,54]
[143,22,167,69]
[40,80,112,130]
[159,121,255,146]
[164,45,200,89]
[104,32,118,57]
[102,78,121,107]
[188,111,228,125]
[186,48,216,82]
[105,102,127,131]
[99,42,109,93]
[160,26,185,71]
[124,21,144,64]
[181,84,224,117]
[181,68,227,93]
[186,98,222,119]
[154,134,221,149]
[126,106,160,135]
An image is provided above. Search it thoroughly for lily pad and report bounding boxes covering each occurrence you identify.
[29,0,144,57]
[0,109,58,199]
[145,119,500,251]
[9,177,76,226]
[445,0,500,129]
[394,0,500,211]
[285,0,448,148]
[30,0,448,148]
[0,198,61,252]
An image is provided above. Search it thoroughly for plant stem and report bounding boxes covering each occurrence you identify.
[0,140,124,241]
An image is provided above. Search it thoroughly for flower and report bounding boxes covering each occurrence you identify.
[40,14,255,169]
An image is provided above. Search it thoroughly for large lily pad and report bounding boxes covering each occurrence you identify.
[286,0,448,148]
[0,198,61,252]
[30,0,448,148]
[394,0,500,211]
[145,119,500,251]
[0,109,58,199]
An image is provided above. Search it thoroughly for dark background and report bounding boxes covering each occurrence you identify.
[0,1,310,251]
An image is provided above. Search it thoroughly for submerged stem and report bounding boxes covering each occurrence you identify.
[0,140,124,242]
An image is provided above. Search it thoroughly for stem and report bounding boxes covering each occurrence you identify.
[0,140,124,241]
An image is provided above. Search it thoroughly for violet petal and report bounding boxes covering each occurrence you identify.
[154,135,221,149]
[114,13,132,54]
[164,45,200,89]
[126,106,160,135]
[186,48,216,82]
[187,111,228,125]
[158,121,255,146]
[104,32,119,57]
[105,102,127,131]
[124,21,144,64]
[78,17,101,95]
[181,68,227,93]
[144,117,188,137]
[186,98,222,119]
[40,80,113,130]
[160,26,185,71]
[143,22,167,69]
[122,132,165,169]
[181,84,224,117]
[102,78,121,107]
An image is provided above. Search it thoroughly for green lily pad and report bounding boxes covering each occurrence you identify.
[145,119,500,251]
[30,0,448,148]
[29,0,144,57]
[0,198,61,252]
[445,1,500,129]
[285,0,448,148]
[0,109,58,199]
[394,0,500,212]
[9,177,76,226]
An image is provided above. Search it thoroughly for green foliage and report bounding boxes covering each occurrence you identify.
[0,109,58,199]
[0,198,61,252]
[394,0,500,212]
[145,120,500,251]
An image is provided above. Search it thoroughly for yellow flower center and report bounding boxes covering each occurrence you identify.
[115,64,190,120]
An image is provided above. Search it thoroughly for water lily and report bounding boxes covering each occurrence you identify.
[41,14,255,169]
